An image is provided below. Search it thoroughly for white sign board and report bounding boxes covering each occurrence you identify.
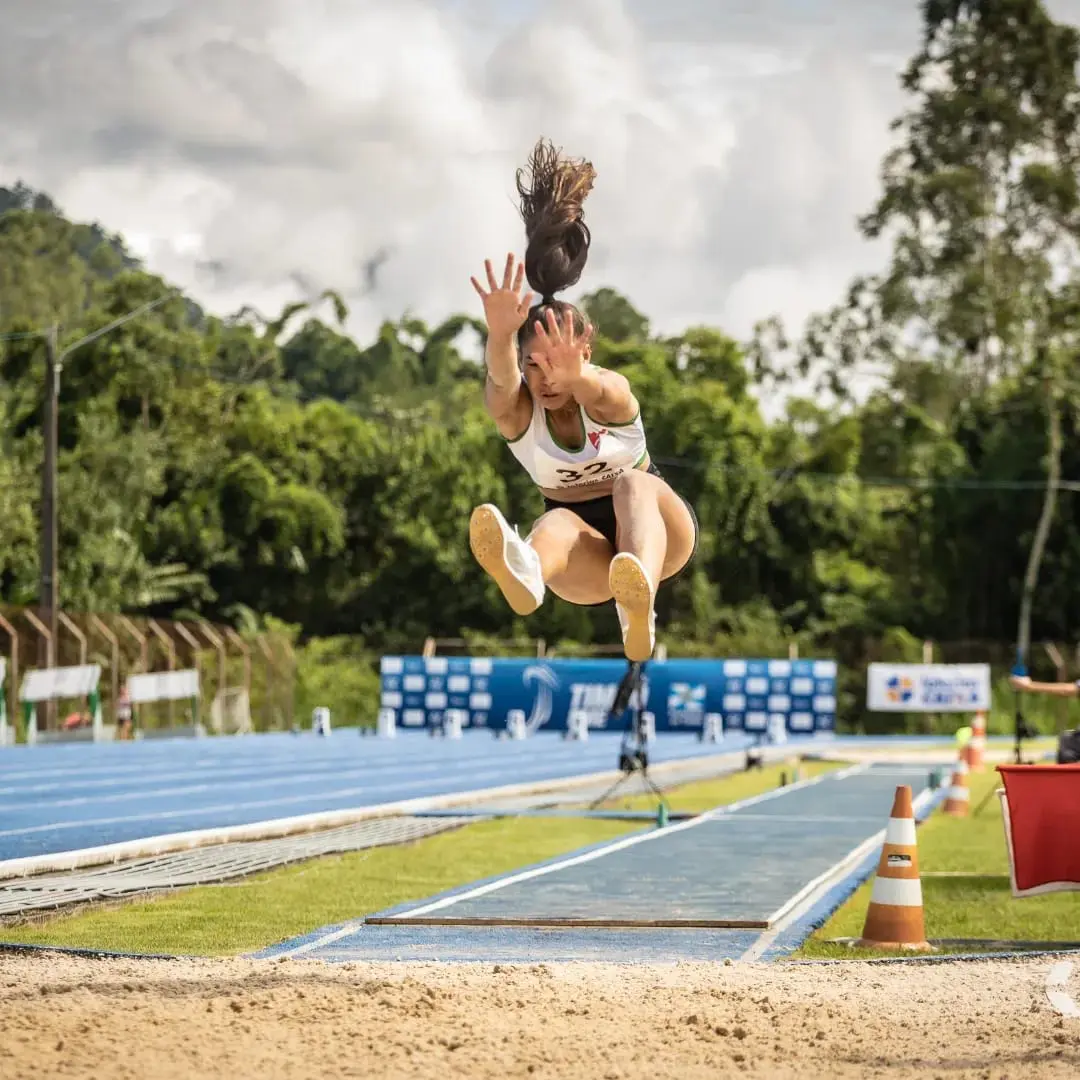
[0,659,5,683]
[127,669,200,704]
[20,664,101,703]
[867,663,991,713]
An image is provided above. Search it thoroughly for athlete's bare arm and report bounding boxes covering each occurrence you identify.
[569,367,639,425]
[483,332,530,438]
[471,255,533,440]
[1010,675,1079,697]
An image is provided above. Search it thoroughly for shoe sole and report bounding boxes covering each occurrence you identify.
[609,553,655,662]
[469,506,542,616]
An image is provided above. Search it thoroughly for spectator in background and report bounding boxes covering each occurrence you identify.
[116,686,133,740]
[1010,673,1080,763]
[62,703,90,730]
[1010,673,1078,699]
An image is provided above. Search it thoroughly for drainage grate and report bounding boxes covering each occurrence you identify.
[0,815,473,919]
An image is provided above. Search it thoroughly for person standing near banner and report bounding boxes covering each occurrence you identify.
[467,138,698,662]
[116,686,134,741]
[1009,673,1080,699]
[1009,673,1080,762]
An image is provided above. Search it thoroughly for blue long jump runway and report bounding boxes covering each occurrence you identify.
[0,730,767,871]
[257,762,945,964]
[366,763,932,929]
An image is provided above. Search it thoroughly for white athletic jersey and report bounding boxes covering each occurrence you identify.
[505,393,649,494]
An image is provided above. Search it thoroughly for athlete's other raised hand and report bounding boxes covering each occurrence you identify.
[471,254,534,339]
[528,307,594,395]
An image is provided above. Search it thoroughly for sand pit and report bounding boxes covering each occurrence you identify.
[1,951,1077,1078]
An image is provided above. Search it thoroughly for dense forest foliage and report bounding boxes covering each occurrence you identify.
[5,0,1080,732]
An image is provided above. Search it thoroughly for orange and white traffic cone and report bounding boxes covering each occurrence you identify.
[942,755,970,817]
[856,785,932,951]
[967,711,986,772]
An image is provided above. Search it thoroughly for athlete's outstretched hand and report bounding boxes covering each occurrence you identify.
[471,254,533,339]
[529,307,594,394]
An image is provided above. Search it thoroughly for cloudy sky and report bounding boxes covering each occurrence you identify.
[4,0,1080,360]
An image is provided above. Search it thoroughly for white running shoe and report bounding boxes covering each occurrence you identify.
[609,552,656,662]
[469,504,545,616]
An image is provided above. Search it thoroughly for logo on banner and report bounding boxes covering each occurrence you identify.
[522,665,560,732]
[668,682,706,725]
[886,676,915,705]
[868,662,990,712]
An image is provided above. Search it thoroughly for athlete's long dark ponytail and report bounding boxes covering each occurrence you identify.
[515,138,595,348]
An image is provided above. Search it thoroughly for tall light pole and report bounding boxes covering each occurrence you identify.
[39,290,179,658]
[40,325,59,665]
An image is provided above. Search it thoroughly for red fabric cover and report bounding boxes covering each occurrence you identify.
[997,764,1080,894]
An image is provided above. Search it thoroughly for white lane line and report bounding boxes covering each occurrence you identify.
[704,814,885,824]
[0,735,729,789]
[0,742,596,788]
[0,769,509,838]
[1047,962,1080,1018]
[0,756,456,798]
[274,921,368,959]
[0,760,463,811]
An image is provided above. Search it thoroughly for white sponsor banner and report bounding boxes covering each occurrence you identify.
[21,664,101,703]
[867,663,991,712]
[127,669,200,704]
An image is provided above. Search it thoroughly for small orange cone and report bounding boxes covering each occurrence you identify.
[967,711,986,771]
[942,755,970,817]
[856,785,932,952]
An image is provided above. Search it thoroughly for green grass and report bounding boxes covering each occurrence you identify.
[795,768,1080,960]
[2,818,634,957]
[1,755,829,957]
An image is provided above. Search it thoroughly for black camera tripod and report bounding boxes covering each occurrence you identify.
[589,661,670,813]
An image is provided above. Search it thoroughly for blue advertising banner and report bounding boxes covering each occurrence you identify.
[378,656,838,737]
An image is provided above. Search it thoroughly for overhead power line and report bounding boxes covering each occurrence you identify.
[652,456,1080,494]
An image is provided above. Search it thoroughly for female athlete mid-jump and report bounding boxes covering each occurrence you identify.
[468,138,698,662]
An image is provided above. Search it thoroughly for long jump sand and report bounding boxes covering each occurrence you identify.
[2,952,1077,1078]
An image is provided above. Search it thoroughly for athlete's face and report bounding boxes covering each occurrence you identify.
[520,335,591,411]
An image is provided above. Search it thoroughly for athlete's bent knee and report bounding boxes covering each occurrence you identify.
[611,469,652,502]
[530,507,586,543]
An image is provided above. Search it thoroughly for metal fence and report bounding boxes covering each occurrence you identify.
[0,605,294,736]
[2,614,1075,740]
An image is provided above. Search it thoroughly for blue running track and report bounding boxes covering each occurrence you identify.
[0,730,774,867]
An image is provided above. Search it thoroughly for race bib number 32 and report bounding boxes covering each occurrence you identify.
[555,461,610,484]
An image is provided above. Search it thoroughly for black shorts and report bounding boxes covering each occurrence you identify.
[540,462,699,591]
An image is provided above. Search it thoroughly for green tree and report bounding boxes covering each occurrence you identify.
[863,1,1080,383]
[580,288,649,343]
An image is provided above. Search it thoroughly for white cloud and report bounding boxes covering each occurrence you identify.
[10,0,1074,396]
